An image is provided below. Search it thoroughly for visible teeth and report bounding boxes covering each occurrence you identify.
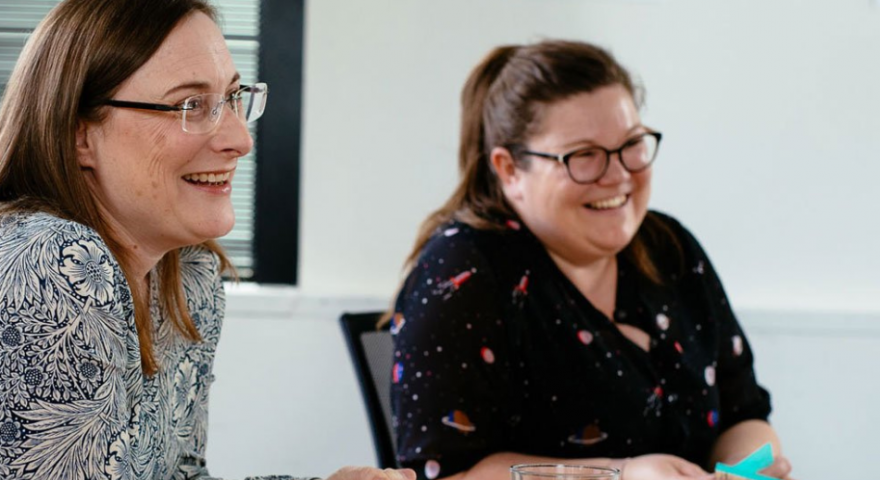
[587,195,627,210]
[183,172,231,184]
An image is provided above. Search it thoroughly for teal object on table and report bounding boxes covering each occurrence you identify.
[715,443,775,480]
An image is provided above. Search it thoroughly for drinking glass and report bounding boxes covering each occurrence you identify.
[510,464,619,480]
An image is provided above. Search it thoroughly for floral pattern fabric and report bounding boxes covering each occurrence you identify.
[0,212,300,480]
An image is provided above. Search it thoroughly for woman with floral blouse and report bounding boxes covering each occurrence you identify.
[0,1,414,480]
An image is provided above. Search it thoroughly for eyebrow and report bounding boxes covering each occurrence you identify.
[161,72,242,99]
[560,124,647,150]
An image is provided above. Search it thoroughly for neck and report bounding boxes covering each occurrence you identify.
[547,250,618,319]
[97,209,165,291]
[84,177,167,289]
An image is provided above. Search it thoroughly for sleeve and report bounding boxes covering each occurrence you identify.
[179,245,226,348]
[176,246,224,480]
[176,247,305,480]
[664,214,772,432]
[391,229,518,480]
[0,219,135,480]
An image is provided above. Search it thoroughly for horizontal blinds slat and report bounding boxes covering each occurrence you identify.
[215,0,260,38]
[0,1,259,37]
[0,1,56,30]
[218,41,259,276]
[227,40,259,83]
[0,33,27,93]
[216,121,257,266]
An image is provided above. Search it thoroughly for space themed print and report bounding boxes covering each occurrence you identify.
[390,211,771,480]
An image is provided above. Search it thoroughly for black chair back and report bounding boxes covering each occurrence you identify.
[339,311,397,468]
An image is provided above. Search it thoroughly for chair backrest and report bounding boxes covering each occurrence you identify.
[339,311,397,468]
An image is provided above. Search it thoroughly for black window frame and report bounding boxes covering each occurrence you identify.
[252,0,304,285]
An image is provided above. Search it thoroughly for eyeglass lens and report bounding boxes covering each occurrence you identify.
[567,134,659,183]
[181,83,268,134]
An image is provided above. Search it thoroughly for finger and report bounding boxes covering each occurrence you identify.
[677,460,710,477]
[760,456,792,479]
[402,468,417,480]
[324,465,355,480]
[683,470,714,479]
[674,471,713,480]
[383,467,415,480]
[760,456,791,478]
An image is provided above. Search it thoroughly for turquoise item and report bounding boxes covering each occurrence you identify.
[715,443,775,480]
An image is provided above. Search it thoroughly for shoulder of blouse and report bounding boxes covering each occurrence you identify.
[418,218,531,261]
[178,243,223,282]
[0,211,135,388]
[644,209,709,261]
[0,210,130,307]
[0,210,112,250]
[417,220,528,273]
[176,244,224,340]
[403,218,536,301]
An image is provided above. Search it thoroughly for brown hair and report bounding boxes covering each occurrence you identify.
[0,0,231,376]
[405,39,676,284]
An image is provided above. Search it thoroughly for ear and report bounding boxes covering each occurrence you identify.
[489,146,526,201]
[75,120,98,169]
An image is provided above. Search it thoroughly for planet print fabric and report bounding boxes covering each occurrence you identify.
[390,211,772,480]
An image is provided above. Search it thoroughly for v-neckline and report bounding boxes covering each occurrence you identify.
[527,235,654,357]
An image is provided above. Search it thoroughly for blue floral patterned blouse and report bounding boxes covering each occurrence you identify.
[0,212,300,480]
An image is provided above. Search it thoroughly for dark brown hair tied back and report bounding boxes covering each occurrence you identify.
[403,39,677,286]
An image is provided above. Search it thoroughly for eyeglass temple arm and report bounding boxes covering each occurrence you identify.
[518,149,567,164]
[103,100,183,112]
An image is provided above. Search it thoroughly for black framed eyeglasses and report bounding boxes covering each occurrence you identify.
[102,82,268,134]
[515,131,662,185]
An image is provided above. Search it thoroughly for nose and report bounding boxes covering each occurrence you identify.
[211,104,253,157]
[597,151,630,184]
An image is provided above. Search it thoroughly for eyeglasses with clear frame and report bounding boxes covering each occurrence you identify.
[102,82,268,134]
[515,131,662,185]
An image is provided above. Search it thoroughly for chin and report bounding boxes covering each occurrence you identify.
[195,215,235,242]
[598,230,639,255]
[209,222,235,240]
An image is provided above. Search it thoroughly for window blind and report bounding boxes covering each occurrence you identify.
[215,0,261,277]
[0,0,262,278]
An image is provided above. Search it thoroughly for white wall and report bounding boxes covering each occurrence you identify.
[206,295,880,480]
[205,1,880,479]
[299,0,880,313]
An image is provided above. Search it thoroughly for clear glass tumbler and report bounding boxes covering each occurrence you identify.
[510,464,619,480]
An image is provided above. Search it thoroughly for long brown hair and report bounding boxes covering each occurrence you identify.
[403,40,677,285]
[0,0,231,376]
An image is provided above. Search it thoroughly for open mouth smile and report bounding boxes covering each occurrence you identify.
[182,171,232,186]
[584,194,628,210]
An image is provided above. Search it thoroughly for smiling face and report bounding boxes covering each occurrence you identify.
[494,84,652,266]
[77,12,252,267]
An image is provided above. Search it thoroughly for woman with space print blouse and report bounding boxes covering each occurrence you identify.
[388,40,793,480]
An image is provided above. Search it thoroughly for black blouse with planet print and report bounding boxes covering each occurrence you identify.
[390,210,771,480]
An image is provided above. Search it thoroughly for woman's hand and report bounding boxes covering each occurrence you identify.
[325,466,417,480]
[620,454,713,480]
[759,454,794,480]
